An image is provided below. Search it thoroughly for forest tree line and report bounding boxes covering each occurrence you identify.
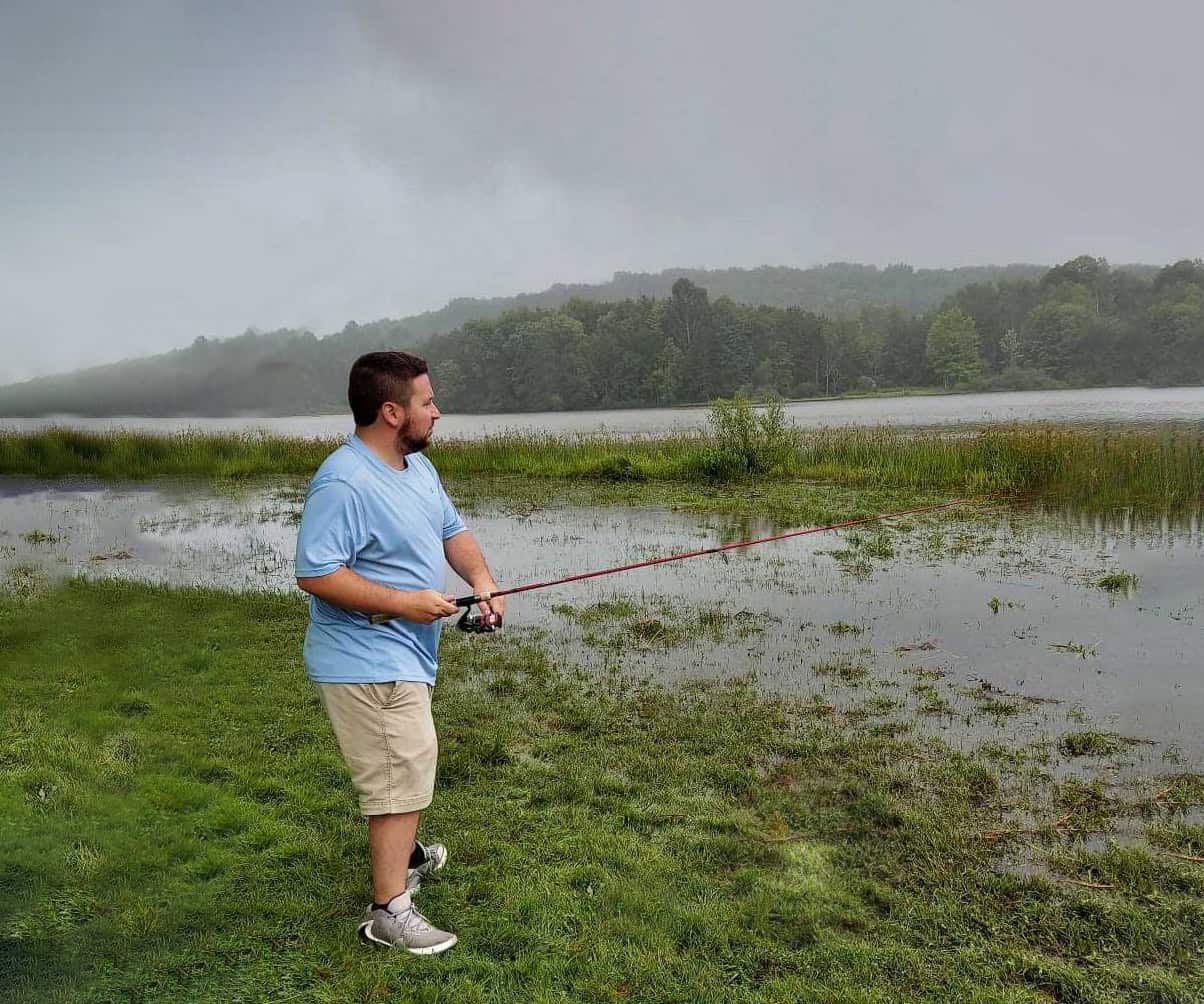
[0,257,1198,416]
[425,256,1204,412]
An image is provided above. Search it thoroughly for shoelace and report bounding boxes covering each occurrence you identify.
[394,905,434,934]
[411,845,442,874]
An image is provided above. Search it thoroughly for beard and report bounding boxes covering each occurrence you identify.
[395,418,432,455]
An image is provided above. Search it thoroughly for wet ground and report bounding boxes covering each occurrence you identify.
[3,476,1201,767]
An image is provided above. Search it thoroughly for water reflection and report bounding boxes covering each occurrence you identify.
[1033,502,1204,548]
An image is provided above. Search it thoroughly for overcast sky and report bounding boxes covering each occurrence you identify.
[2,0,1201,383]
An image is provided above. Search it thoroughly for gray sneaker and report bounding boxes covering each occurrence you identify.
[358,897,458,955]
[405,841,448,892]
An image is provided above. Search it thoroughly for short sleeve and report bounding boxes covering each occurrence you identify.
[439,480,467,540]
[294,478,369,577]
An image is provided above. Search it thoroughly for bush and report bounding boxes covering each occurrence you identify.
[690,446,747,481]
[982,366,1064,392]
[704,394,798,477]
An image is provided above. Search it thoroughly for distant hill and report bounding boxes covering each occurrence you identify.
[0,261,1166,417]
[392,262,1061,337]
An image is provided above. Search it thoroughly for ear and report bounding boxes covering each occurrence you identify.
[378,400,406,429]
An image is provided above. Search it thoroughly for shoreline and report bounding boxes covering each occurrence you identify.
[5,382,1204,423]
[2,424,1201,514]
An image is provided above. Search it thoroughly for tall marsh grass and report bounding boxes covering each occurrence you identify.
[0,428,335,480]
[443,419,1204,506]
[3,414,1203,506]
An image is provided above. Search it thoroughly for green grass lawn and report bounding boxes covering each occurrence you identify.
[2,580,1202,1003]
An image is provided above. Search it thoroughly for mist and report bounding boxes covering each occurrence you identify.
[2,0,1201,383]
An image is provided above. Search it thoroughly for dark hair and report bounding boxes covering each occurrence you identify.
[348,351,429,427]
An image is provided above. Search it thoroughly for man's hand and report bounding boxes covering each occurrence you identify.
[397,590,459,625]
[444,531,503,628]
[477,593,505,628]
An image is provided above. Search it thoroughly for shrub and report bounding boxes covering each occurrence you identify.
[704,394,798,477]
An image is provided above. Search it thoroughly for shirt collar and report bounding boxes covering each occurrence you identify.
[346,432,410,473]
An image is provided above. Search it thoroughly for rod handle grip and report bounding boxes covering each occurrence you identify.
[369,592,486,625]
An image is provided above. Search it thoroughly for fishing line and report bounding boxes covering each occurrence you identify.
[370,495,993,630]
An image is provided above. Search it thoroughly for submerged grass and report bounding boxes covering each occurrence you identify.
[3,419,1204,507]
[1059,731,1134,758]
[553,599,774,654]
[1096,571,1140,592]
[3,579,1203,1002]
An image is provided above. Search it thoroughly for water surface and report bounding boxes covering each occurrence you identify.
[4,386,1204,439]
[3,476,1200,767]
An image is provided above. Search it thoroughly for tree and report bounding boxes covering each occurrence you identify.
[951,283,1008,370]
[1152,258,1204,294]
[926,307,984,388]
[587,298,664,406]
[712,297,753,396]
[880,309,933,386]
[999,328,1022,369]
[781,308,825,395]
[1146,286,1204,384]
[1021,299,1089,380]
[664,278,716,401]
[651,340,685,404]
[1041,255,1109,293]
[508,313,591,411]
[665,278,710,350]
[1040,256,1112,321]
[819,317,858,395]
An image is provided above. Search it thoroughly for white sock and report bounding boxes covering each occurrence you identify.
[384,891,412,914]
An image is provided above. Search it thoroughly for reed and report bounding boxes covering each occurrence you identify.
[3,419,1202,506]
[0,427,336,479]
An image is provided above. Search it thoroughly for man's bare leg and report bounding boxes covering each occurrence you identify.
[359,809,456,953]
[368,810,419,903]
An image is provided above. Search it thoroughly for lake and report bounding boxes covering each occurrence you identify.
[4,386,1204,439]
[4,475,1200,769]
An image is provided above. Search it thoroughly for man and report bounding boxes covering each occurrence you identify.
[294,350,503,955]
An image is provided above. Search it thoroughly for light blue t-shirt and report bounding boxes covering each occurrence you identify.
[294,433,467,684]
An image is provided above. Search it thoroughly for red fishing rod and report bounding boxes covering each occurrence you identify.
[370,495,983,631]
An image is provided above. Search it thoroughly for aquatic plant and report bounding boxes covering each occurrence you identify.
[1050,640,1097,658]
[19,529,63,546]
[1096,570,1139,592]
[826,620,865,636]
[1059,731,1129,758]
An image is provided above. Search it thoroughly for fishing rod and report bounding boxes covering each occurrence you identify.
[370,495,985,632]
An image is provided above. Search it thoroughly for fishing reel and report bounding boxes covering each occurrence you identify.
[456,607,501,634]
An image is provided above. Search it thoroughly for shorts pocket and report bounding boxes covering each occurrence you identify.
[365,681,394,708]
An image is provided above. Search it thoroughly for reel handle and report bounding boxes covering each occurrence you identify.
[455,607,502,633]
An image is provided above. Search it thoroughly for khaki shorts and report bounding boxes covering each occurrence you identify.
[314,680,438,816]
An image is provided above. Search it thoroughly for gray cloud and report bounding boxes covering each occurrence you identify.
[2,0,1201,383]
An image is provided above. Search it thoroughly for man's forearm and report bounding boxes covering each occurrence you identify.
[443,531,497,593]
[296,566,406,616]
